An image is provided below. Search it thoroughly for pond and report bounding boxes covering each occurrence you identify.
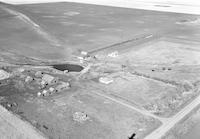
[52,64,83,72]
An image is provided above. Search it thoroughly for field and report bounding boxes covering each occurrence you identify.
[0,67,161,139]
[1,1,200,139]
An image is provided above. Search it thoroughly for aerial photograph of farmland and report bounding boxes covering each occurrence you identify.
[0,0,200,139]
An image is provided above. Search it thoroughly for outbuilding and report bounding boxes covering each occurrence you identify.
[55,82,70,92]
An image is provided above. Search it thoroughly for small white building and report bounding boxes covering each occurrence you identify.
[0,69,10,80]
[25,76,33,83]
[99,77,113,84]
